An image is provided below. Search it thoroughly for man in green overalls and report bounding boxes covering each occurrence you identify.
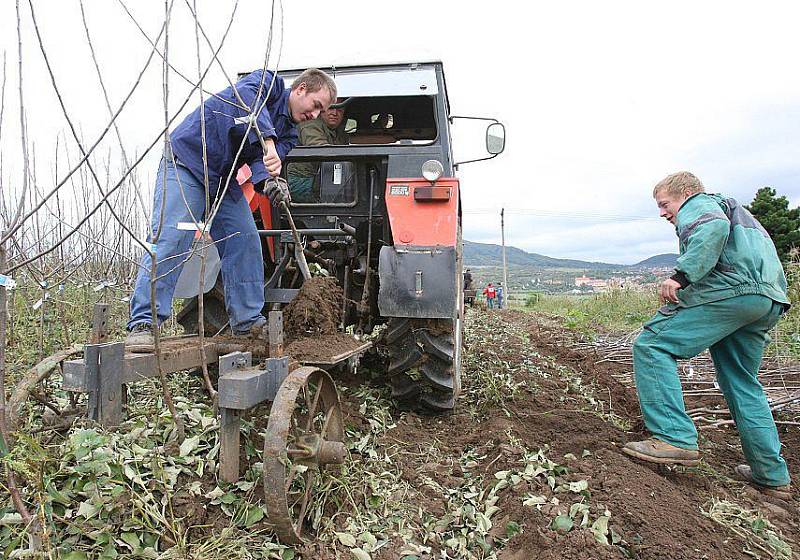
[623,171,792,500]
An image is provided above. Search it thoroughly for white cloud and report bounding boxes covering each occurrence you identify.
[1,0,798,264]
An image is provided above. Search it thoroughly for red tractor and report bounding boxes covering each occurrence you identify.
[178,61,505,413]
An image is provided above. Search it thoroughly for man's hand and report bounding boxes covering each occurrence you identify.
[659,278,682,304]
[262,138,281,177]
[264,177,291,206]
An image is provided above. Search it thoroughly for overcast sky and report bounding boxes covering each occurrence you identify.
[1,0,798,264]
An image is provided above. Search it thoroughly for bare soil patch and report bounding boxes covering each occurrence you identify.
[317,308,798,559]
[493,309,799,559]
[283,276,343,339]
[285,332,365,363]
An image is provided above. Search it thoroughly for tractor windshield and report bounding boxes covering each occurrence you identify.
[341,95,437,145]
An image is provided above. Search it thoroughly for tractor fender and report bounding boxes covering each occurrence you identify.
[378,245,456,319]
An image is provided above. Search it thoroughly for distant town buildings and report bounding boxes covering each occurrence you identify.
[575,276,618,291]
[573,275,656,292]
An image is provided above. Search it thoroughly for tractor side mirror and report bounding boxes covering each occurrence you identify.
[486,123,506,155]
[450,115,506,167]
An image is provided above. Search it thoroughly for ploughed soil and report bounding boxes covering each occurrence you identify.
[285,332,367,363]
[305,308,799,560]
[283,276,343,339]
[487,311,800,559]
[160,307,797,558]
[282,275,366,364]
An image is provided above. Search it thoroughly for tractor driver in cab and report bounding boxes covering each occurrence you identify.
[288,98,350,202]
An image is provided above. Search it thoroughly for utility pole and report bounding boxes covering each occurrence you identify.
[501,208,508,308]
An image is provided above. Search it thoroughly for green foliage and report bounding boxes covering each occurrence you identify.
[746,187,800,262]
[525,292,542,306]
[525,290,658,333]
[461,311,529,415]
[702,498,792,559]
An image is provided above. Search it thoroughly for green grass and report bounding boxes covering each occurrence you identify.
[523,277,800,357]
[523,289,657,333]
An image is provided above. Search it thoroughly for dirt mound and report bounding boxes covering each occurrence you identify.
[283,276,343,339]
[285,332,365,363]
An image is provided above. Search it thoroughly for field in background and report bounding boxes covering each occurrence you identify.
[519,257,800,358]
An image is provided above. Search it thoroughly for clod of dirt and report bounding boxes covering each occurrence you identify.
[285,332,365,363]
[283,276,343,339]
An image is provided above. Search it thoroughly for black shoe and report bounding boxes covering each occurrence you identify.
[126,323,154,353]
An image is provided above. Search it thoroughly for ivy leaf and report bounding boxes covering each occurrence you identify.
[120,531,141,552]
[99,543,118,559]
[179,435,200,457]
[360,531,378,548]
[590,515,611,545]
[351,548,371,560]
[551,514,573,533]
[523,494,547,508]
[336,532,357,547]
[505,520,522,538]
[220,493,237,504]
[77,500,101,519]
[239,505,264,528]
[236,480,256,492]
[568,479,588,493]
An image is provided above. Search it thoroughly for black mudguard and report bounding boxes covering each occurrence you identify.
[378,245,456,319]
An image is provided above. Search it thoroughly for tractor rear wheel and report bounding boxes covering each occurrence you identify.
[385,318,461,413]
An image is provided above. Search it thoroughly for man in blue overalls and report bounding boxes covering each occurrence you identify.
[623,172,792,500]
[126,69,336,351]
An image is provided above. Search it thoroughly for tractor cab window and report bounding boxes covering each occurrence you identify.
[287,160,357,206]
[343,96,436,144]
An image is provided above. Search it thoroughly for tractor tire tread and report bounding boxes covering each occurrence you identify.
[385,318,457,414]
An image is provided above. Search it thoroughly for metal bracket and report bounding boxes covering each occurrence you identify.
[218,354,289,410]
[217,351,289,482]
[84,342,124,427]
[90,303,110,344]
[219,351,252,375]
[268,311,284,358]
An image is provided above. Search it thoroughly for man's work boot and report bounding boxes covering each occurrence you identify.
[622,438,701,466]
[125,323,154,353]
[231,317,268,340]
[734,464,792,500]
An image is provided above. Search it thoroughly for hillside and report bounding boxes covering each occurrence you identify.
[632,253,678,268]
[464,240,620,269]
[464,240,677,269]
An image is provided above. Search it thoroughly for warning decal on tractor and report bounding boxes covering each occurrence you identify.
[390,185,410,196]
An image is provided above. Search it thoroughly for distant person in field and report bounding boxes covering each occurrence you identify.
[126,69,336,352]
[464,269,473,290]
[623,171,792,500]
[483,282,497,309]
[288,98,349,202]
[496,282,504,309]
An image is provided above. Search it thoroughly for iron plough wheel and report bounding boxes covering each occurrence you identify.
[263,366,345,544]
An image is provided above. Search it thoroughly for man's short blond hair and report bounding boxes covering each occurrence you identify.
[291,69,337,102]
[652,171,705,198]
